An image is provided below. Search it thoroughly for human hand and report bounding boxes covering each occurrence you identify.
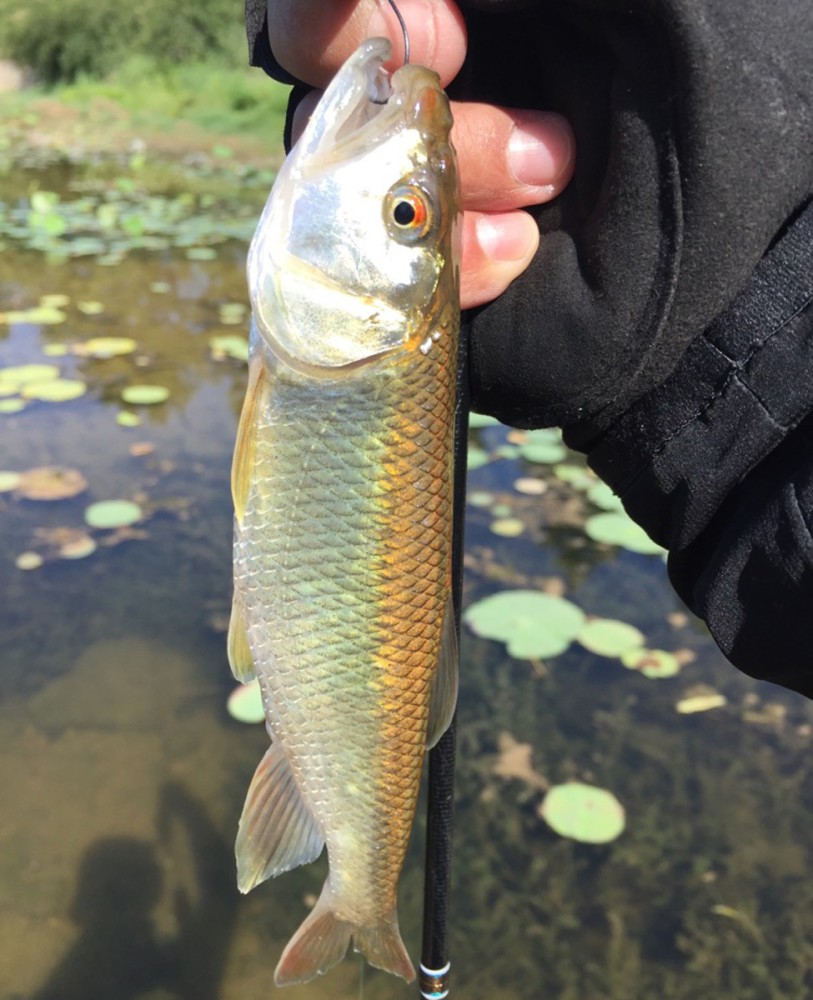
[266,0,575,310]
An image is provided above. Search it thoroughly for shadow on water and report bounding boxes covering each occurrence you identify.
[28,784,237,1000]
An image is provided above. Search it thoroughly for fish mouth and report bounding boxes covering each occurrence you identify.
[303,38,452,159]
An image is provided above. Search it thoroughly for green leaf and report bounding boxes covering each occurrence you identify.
[586,482,625,512]
[84,499,143,529]
[584,511,666,555]
[518,428,567,465]
[209,335,249,362]
[539,783,625,844]
[79,337,137,358]
[577,618,645,658]
[0,364,61,387]
[116,411,143,427]
[621,648,681,678]
[490,517,525,538]
[21,378,87,402]
[0,471,21,492]
[466,445,489,470]
[464,589,586,660]
[227,679,266,724]
[468,411,500,428]
[121,384,170,405]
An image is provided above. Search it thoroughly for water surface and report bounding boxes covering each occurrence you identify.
[3,170,813,1000]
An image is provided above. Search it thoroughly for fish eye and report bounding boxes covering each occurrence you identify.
[385,185,434,242]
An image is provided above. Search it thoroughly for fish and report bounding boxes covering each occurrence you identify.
[227,37,461,987]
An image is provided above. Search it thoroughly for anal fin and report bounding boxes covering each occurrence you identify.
[426,596,459,748]
[236,741,324,893]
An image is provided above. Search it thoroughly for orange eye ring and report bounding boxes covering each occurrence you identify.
[386,185,434,241]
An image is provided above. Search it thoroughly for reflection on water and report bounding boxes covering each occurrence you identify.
[3,236,813,1000]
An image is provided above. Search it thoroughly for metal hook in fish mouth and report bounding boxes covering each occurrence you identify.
[386,0,410,65]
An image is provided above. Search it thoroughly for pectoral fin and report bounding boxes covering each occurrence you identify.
[231,344,268,524]
[227,589,255,683]
[236,742,324,893]
[426,597,458,749]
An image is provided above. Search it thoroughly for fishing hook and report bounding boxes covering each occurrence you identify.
[386,0,410,65]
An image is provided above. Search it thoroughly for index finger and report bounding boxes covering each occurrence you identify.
[266,0,468,88]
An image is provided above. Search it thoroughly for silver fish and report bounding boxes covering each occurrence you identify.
[228,37,460,986]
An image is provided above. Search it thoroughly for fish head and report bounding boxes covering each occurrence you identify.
[248,38,459,374]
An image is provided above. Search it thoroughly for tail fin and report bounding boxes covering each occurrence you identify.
[274,880,415,986]
[355,912,415,983]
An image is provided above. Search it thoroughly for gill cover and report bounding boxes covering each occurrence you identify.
[247,38,455,373]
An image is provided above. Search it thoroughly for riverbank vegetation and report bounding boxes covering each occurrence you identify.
[0,0,289,157]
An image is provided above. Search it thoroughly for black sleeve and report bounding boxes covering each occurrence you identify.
[245,0,287,80]
[245,0,813,694]
[571,202,813,696]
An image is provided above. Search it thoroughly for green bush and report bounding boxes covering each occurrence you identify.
[0,0,247,84]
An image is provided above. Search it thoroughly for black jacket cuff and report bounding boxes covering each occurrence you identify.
[567,200,813,693]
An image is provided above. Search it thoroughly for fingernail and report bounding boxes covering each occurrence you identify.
[508,112,573,188]
[476,211,537,262]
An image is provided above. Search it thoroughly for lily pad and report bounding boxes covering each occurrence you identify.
[17,466,88,500]
[518,428,567,465]
[77,301,105,315]
[577,618,645,658]
[676,691,728,714]
[78,337,137,358]
[0,364,61,387]
[621,647,681,678]
[490,517,525,538]
[584,511,666,555]
[209,334,249,362]
[121,384,170,405]
[16,551,44,570]
[59,533,97,559]
[539,783,625,844]
[218,302,248,325]
[464,589,586,660]
[39,292,70,308]
[227,679,265,724]
[0,471,21,492]
[468,411,500,429]
[21,378,87,402]
[553,464,596,491]
[0,306,67,325]
[0,399,26,414]
[116,411,143,427]
[467,446,489,470]
[586,482,625,512]
[514,477,547,495]
[468,491,495,508]
[84,499,143,529]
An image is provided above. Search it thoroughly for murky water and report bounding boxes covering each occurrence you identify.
[3,196,813,1000]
